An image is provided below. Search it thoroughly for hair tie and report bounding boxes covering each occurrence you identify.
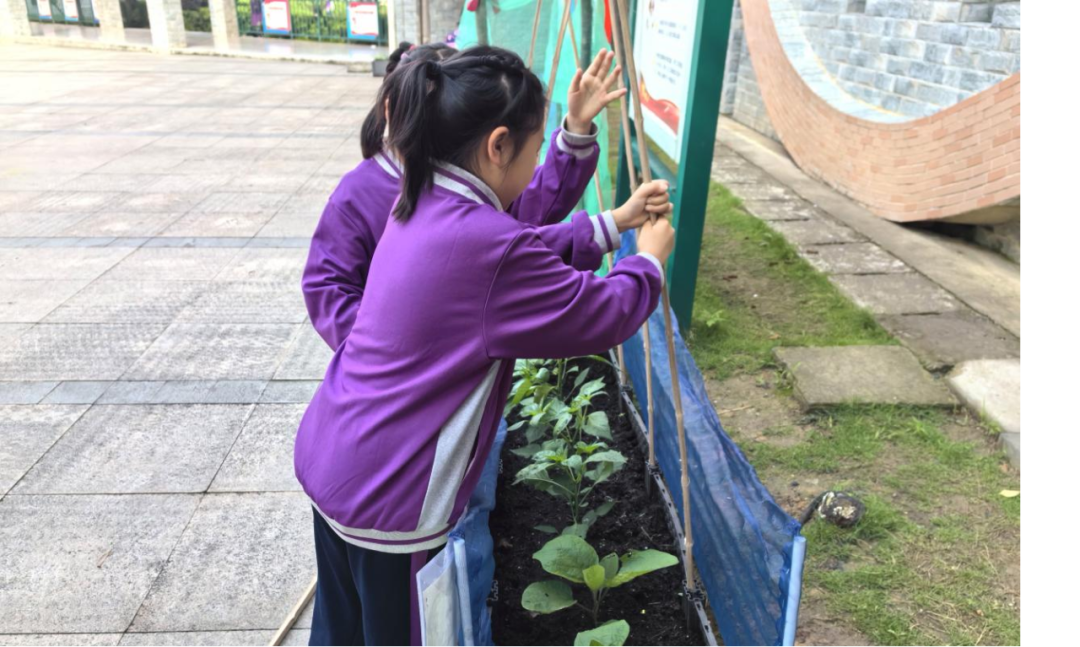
[425,60,442,80]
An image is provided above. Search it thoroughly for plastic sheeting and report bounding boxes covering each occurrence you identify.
[421,420,506,646]
[615,231,804,647]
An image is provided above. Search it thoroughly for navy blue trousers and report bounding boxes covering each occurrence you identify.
[309,509,431,646]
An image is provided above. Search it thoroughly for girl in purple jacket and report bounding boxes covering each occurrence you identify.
[295,46,675,646]
[303,45,630,350]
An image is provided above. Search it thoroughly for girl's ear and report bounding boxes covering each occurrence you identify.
[485,126,512,168]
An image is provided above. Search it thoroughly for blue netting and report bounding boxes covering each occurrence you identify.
[615,231,804,646]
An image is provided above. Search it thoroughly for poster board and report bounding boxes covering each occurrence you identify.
[348,1,380,41]
[263,0,293,35]
[630,0,699,165]
[36,0,51,20]
[63,0,79,22]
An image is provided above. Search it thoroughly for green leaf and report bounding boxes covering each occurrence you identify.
[574,620,630,646]
[535,525,558,534]
[600,553,619,581]
[561,523,590,539]
[510,443,541,457]
[573,368,591,389]
[594,499,616,517]
[507,420,526,431]
[583,411,612,440]
[522,580,576,614]
[532,535,599,583]
[608,550,679,587]
[578,379,606,397]
[583,564,606,592]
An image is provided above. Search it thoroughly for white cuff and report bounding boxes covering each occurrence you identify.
[600,211,621,252]
[556,116,599,159]
[637,252,665,287]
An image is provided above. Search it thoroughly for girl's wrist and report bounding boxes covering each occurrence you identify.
[565,115,592,135]
[612,205,631,232]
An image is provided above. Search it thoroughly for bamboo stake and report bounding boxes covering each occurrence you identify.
[543,0,574,129]
[612,0,695,593]
[269,575,317,646]
[526,0,545,69]
[609,0,651,457]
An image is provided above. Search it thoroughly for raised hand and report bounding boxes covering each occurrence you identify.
[566,49,627,135]
[612,180,673,232]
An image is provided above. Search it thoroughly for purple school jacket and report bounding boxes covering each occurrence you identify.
[302,122,609,350]
[294,160,664,554]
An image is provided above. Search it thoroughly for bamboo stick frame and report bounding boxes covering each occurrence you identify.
[526,0,545,69]
[612,0,695,593]
[269,575,317,646]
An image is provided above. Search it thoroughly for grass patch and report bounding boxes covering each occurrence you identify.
[687,179,1020,645]
[688,183,891,382]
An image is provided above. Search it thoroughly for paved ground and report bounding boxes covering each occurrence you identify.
[0,44,382,645]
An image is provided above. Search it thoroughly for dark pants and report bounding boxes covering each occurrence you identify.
[309,509,432,646]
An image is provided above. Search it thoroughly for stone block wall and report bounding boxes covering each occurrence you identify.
[393,0,463,46]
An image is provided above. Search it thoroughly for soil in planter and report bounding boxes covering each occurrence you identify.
[489,359,703,646]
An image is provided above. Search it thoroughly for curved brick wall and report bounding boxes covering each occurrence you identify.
[740,0,1020,224]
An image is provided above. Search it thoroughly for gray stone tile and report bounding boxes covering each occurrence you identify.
[0,324,167,381]
[947,359,1020,435]
[0,323,31,349]
[0,382,59,405]
[274,194,328,216]
[878,312,1020,371]
[102,248,242,281]
[58,211,185,238]
[202,380,269,404]
[16,404,251,495]
[43,280,210,324]
[259,381,321,404]
[129,493,314,632]
[254,212,319,238]
[774,346,957,408]
[119,631,269,646]
[0,279,94,323]
[711,163,773,186]
[743,199,825,222]
[211,404,305,492]
[0,211,94,237]
[245,237,312,249]
[111,193,207,214]
[25,192,122,213]
[65,173,166,193]
[0,634,121,646]
[275,326,334,380]
[0,494,199,633]
[142,237,251,248]
[768,219,864,246]
[831,274,962,315]
[160,212,274,238]
[190,193,292,215]
[98,381,169,405]
[0,404,87,494]
[176,281,307,324]
[152,381,219,404]
[143,174,232,194]
[0,248,133,280]
[124,323,298,381]
[40,381,112,405]
[729,183,798,202]
[215,248,307,283]
[802,243,909,275]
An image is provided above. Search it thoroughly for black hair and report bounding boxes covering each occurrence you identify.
[387,45,547,222]
[360,42,456,159]
[386,41,415,76]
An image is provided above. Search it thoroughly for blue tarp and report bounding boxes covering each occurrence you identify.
[615,232,805,647]
[444,420,506,646]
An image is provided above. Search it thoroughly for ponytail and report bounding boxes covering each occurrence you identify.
[387,46,547,222]
[361,43,456,159]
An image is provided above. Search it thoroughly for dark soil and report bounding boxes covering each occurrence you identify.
[489,359,703,646]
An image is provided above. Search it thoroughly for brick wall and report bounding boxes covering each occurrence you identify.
[739,0,1020,224]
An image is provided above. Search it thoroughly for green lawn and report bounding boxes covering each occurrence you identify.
[687,181,1021,645]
